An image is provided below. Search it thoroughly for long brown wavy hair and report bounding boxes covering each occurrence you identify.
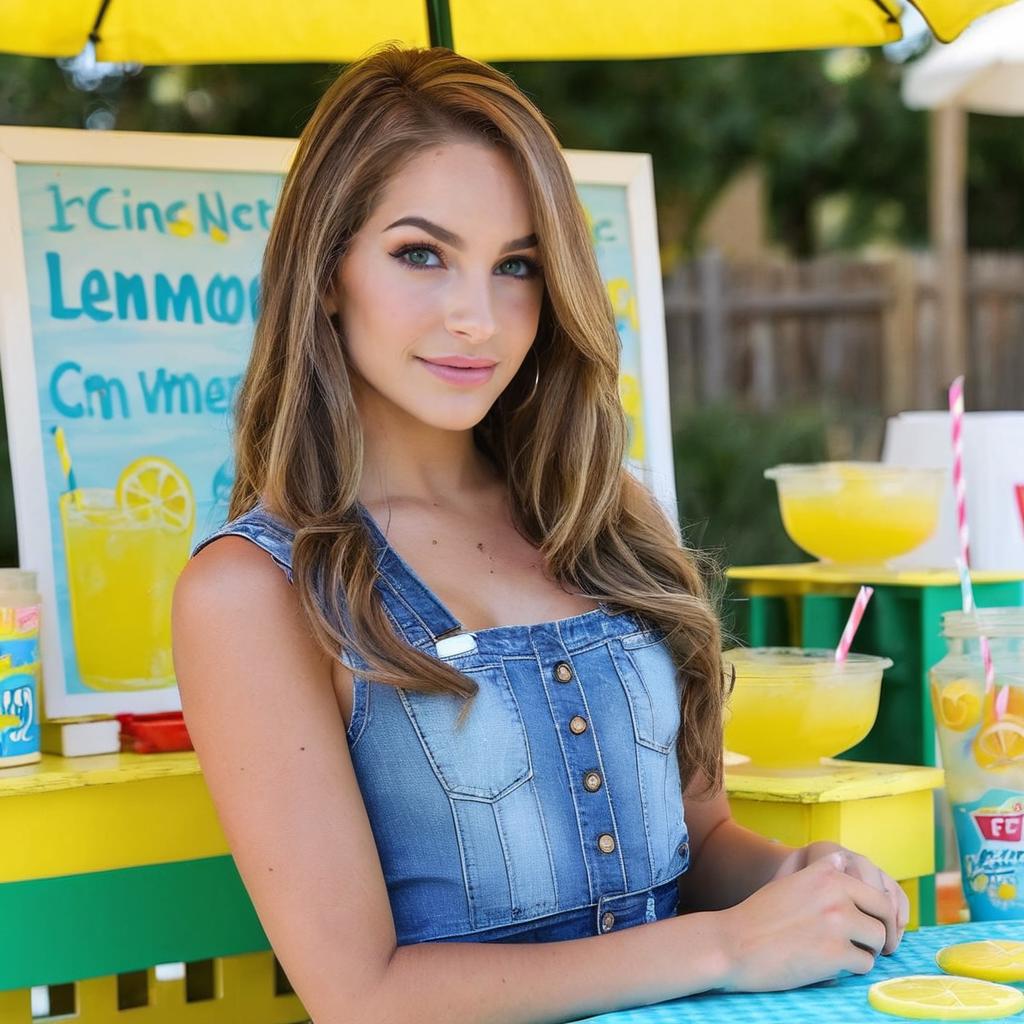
[229,43,727,794]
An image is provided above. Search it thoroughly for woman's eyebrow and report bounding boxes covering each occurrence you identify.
[383,216,537,252]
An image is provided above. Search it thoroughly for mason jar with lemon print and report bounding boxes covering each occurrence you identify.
[930,608,1024,920]
[59,456,194,691]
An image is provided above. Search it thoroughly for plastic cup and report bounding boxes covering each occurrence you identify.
[723,647,891,767]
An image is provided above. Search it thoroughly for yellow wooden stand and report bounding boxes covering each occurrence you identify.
[0,751,309,1023]
[3,750,942,1021]
[724,758,945,930]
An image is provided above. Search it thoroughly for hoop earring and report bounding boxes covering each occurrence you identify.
[511,349,540,414]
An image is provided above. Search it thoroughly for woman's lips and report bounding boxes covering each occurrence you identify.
[416,358,496,387]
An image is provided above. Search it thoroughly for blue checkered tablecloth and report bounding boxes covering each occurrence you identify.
[576,921,1024,1024]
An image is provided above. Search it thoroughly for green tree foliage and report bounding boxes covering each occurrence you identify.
[672,403,830,638]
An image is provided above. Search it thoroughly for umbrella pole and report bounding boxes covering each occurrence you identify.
[930,103,968,387]
[426,0,455,49]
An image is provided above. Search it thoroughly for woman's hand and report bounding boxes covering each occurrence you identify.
[771,841,909,954]
[712,852,899,992]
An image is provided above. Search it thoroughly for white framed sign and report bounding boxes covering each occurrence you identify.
[0,127,676,720]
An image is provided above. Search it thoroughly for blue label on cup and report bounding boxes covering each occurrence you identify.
[954,788,1024,920]
[0,665,39,760]
[0,605,41,763]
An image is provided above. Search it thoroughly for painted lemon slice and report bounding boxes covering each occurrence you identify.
[973,715,1024,770]
[934,679,983,732]
[868,975,1024,1020]
[115,456,195,534]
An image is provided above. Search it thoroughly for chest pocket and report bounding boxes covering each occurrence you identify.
[399,658,533,801]
[609,631,683,754]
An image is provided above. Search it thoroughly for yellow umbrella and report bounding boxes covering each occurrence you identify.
[0,0,1015,64]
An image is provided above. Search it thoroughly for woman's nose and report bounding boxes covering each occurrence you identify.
[444,271,497,342]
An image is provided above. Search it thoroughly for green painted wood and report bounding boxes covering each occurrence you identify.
[744,592,789,648]
[0,856,268,991]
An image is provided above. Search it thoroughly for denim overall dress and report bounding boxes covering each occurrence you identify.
[190,502,691,945]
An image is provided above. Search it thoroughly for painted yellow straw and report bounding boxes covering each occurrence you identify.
[50,426,82,509]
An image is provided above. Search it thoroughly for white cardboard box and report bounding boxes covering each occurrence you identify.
[882,411,1024,571]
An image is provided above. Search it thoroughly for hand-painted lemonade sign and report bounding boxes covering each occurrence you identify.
[10,157,283,715]
[577,184,644,463]
[0,131,674,718]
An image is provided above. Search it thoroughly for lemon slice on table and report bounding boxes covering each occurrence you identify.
[115,456,195,533]
[973,715,1024,770]
[868,975,1024,1020]
[938,941,1024,983]
[935,679,983,732]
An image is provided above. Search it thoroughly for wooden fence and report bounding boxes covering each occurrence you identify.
[662,249,1024,420]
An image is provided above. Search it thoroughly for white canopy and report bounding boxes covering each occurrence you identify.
[903,0,1024,113]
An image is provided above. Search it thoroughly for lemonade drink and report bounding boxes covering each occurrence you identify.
[59,457,194,691]
[723,648,890,766]
[780,491,938,564]
[765,463,944,565]
[931,609,1024,921]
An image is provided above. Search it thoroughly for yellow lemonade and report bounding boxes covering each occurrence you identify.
[59,458,194,691]
[780,491,938,563]
[723,648,888,766]
[766,463,944,565]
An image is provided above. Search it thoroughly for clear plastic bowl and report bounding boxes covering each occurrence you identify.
[723,647,892,767]
[764,461,945,565]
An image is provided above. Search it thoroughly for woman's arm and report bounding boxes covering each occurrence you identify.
[677,770,908,954]
[676,775,792,914]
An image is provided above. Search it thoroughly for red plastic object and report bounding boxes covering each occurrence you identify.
[116,711,193,754]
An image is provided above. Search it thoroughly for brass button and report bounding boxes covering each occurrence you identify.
[554,662,573,683]
[583,770,603,792]
[600,911,616,932]
[569,715,588,735]
[678,841,689,858]
[597,833,616,854]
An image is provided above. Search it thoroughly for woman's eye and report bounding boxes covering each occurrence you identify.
[394,245,443,269]
[498,257,541,279]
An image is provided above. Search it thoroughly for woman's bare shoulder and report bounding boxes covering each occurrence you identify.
[173,532,320,689]
[182,532,288,589]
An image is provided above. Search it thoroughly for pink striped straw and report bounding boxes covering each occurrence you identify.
[949,378,1005,717]
[835,586,874,663]
[949,376,971,567]
[957,557,997,704]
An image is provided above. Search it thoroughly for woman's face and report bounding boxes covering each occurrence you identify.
[330,141,545,431]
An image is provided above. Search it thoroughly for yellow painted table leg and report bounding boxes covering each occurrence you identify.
[900,877,921,931]
[726,760,944,930]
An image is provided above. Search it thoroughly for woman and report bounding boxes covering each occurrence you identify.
[173,44,908,1024]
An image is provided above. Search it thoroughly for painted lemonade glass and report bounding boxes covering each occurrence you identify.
[59,461,193,691]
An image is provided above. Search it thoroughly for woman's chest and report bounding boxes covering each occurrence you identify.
[368,501,601,632]
[332,508,601,731]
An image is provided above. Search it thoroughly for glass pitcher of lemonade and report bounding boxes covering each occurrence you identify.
[930,608,1024,921]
